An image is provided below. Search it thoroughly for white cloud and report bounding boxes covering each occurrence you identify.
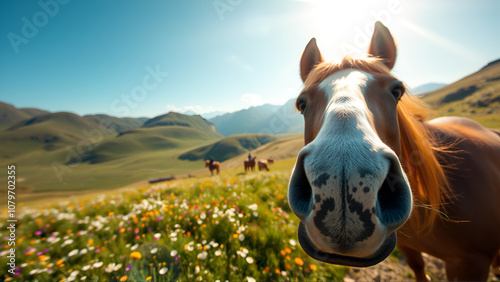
[165,104,183,112]
[240,93,263,107]
[165,104,219,115]
[184,105,203,112]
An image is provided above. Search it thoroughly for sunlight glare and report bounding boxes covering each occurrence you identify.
[306,0,397,59]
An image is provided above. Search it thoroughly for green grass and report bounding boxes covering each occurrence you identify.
[1,172,347,281]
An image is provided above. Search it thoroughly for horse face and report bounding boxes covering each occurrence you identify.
[288,22,412,267]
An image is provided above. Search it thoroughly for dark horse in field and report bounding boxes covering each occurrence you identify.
[205,160,220,176]
[287,21,500,281]
[244,156,257,172]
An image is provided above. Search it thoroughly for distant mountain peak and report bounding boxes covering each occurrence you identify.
[411,82,447,96]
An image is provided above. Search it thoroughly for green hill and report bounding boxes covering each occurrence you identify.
[20,107,51,117]
[179,134,276,162]
[84,114,148,133]
[143,111,220,134]
[0,112,107,159]
[82,125,222,164]
[421,58,500,130]
[0,102,50,131]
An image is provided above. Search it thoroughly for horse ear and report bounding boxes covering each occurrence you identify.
[300,38,324,82]
[368,21,397,70]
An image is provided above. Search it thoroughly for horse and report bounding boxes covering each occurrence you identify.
[287,21,500,281]
[258,158,274,171]
[244,156,256,172]
[205,160,220,176]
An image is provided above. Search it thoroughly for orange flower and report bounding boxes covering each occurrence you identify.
[120,276,127,281]
[294,257,304,266]
[275,269,280,274]
[285,248,292,254]
[146,277,152,281]
[310,264,317,271]
[130,252,142,259]
[280,250,286,256]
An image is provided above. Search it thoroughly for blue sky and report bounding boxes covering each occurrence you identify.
[1,0,499,118]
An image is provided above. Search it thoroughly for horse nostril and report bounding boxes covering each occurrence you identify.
[288,150,314,221]
[376,155,412,232]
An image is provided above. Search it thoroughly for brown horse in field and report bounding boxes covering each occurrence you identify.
[258,158,274,171]
[244,156,256,172]
[287,21,500,281]
[205,160,219,176]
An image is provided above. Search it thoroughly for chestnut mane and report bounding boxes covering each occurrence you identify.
[303,56,452,231]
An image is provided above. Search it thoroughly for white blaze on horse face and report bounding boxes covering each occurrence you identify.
[299,69,403,257]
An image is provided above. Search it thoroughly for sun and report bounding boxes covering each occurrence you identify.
[304,0,400,58]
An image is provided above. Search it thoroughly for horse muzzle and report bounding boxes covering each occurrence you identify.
[288,143,412,267]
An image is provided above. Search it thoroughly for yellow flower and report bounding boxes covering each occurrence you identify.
[120,276,127,281]
[56,259,64,266]
[88,239,94,246]
[146,277,152,281]
[294,257,304,266]
[130,252,142,259]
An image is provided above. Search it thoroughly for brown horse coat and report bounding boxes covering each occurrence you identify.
[288,21,500,281]
[205,160,220,176]
[244,157,256,172]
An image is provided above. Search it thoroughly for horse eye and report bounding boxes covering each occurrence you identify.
[296,100,307,114]
[391,85,405,101]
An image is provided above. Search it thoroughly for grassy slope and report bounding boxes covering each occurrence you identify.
[421,61,500,130]
[143,112,220,135]
[0,109,229,193]
[0,125,301,194]
[82,126,221,164]
[83,114,148,133]
[0,102,34,131]
[0,112,108,159]
[178,134,277,162]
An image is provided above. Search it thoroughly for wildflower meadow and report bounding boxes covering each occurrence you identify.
[1,172,347,281]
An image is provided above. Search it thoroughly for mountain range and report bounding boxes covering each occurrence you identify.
[411,82,447,95]
[208,99,304,136]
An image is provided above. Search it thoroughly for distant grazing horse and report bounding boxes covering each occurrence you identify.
[258,158,274,171]
[244,157,256,172]
[205,160,219,176]
[287,21,500,281]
